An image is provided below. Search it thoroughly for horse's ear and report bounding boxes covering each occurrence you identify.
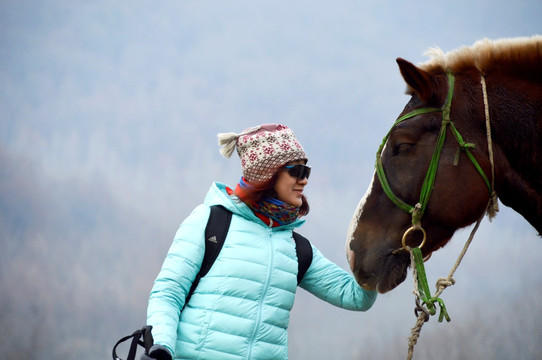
[396,58,433,101]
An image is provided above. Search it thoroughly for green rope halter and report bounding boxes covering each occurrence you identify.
[375,73,492,227]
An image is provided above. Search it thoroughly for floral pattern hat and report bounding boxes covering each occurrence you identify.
[218,124,307,183]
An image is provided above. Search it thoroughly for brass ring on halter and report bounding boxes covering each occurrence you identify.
[401,226,427,250]
[423,252,432,262]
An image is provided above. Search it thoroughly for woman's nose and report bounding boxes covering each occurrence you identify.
[297,177,309,185]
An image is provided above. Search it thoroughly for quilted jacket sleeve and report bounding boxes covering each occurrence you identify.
[146,204,210,355]
[299,245,377,311]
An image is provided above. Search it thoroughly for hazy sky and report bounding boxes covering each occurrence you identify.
[1,1,541,359]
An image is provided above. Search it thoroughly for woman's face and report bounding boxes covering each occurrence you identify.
[274,160,309,207]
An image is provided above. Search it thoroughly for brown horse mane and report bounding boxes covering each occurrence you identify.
[416,35,542,76]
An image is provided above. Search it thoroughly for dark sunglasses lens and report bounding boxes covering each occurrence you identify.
[302,166,311,179]
[287,165,311,179]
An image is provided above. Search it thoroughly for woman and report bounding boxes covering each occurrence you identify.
[143,124,377,360]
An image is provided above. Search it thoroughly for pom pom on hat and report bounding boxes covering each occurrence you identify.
[217,124,307,183]
[217,132,239,159]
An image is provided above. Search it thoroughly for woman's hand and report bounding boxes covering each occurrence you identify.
[140,344,172,360]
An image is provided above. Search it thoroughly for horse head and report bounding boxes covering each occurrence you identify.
[346,58,497,294]
[348,37,542,294]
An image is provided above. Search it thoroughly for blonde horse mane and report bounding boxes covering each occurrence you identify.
[418,35,542,75]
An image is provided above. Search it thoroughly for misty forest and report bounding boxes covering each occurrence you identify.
[1,1,541,359]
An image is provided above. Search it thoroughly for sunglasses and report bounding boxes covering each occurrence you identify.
[283,164,311,180]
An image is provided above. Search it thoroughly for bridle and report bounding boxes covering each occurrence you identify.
[374,72,499,360]
[375,72,494,251]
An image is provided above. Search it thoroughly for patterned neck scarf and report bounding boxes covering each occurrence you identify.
[237,177,300,226]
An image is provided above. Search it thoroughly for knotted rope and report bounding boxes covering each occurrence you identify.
[480,75,499,219]
[406,207,486,360]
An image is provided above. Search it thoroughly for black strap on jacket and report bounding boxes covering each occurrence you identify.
[183,205,232,308]
[183,205,313,309]
[292,231,312,284]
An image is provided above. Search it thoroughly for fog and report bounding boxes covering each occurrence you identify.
[1,1,541,359]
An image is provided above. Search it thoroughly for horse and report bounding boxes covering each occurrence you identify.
[346,36,542,294]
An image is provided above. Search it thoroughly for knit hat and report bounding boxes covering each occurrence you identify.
[218,124,307,183]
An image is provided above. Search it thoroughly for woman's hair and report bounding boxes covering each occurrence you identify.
[236,170,310,216]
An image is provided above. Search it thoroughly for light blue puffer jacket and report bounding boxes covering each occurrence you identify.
[147,182,377,359]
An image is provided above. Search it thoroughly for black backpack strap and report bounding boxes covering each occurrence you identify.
[293,231,313,284]
[112,325,153,360]
[184,205,232,309]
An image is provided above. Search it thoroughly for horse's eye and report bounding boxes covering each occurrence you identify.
[394,143,414,155]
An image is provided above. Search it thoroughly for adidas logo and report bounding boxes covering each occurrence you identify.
[207,236,217,243]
